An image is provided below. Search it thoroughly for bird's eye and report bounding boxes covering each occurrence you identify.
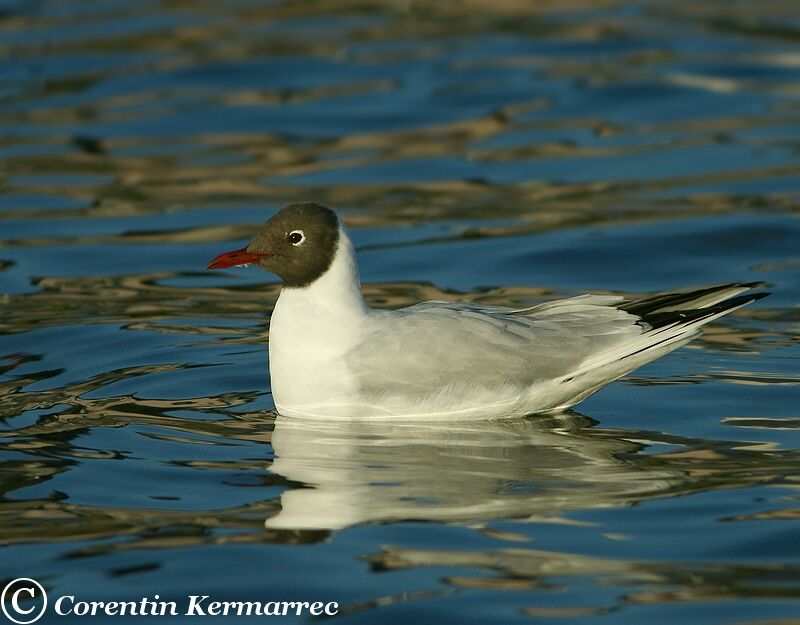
[288,230,305,246]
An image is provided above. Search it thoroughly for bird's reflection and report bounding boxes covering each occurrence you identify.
[266,413,682,531]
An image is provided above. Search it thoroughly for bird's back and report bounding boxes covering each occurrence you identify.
[337,285,767,419]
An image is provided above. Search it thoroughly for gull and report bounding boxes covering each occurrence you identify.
[208,203,768,420]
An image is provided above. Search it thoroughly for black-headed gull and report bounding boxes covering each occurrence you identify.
[208,203,768,420]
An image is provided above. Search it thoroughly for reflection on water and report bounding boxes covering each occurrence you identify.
[269,415,800,615]
[265,412,800,533]
[268,414,678,530]
[2,0,800,622]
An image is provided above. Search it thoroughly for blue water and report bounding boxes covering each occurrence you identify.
[1,1,799,623]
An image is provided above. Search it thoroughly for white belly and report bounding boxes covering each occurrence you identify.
[269,336,360,417]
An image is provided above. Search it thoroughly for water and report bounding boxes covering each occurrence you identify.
[1,1,799,622]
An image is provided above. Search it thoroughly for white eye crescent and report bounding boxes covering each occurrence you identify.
[288,230,305,246]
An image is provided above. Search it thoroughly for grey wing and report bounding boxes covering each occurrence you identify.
[346,296,643,397]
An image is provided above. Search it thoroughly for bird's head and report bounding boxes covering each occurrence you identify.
[207,202,340,288]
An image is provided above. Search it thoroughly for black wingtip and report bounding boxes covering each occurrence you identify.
[719,291,770,308]
[639,290,769,330]
[619,282,769,318]
[743,291,771,303]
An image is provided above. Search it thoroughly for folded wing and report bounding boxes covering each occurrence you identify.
[347,283,768,405]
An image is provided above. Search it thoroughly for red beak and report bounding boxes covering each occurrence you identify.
[207,247,270,270]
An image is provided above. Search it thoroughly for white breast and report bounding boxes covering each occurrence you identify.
[268,228,370,416]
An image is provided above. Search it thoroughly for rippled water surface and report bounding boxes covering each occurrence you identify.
[2,1,800,623]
